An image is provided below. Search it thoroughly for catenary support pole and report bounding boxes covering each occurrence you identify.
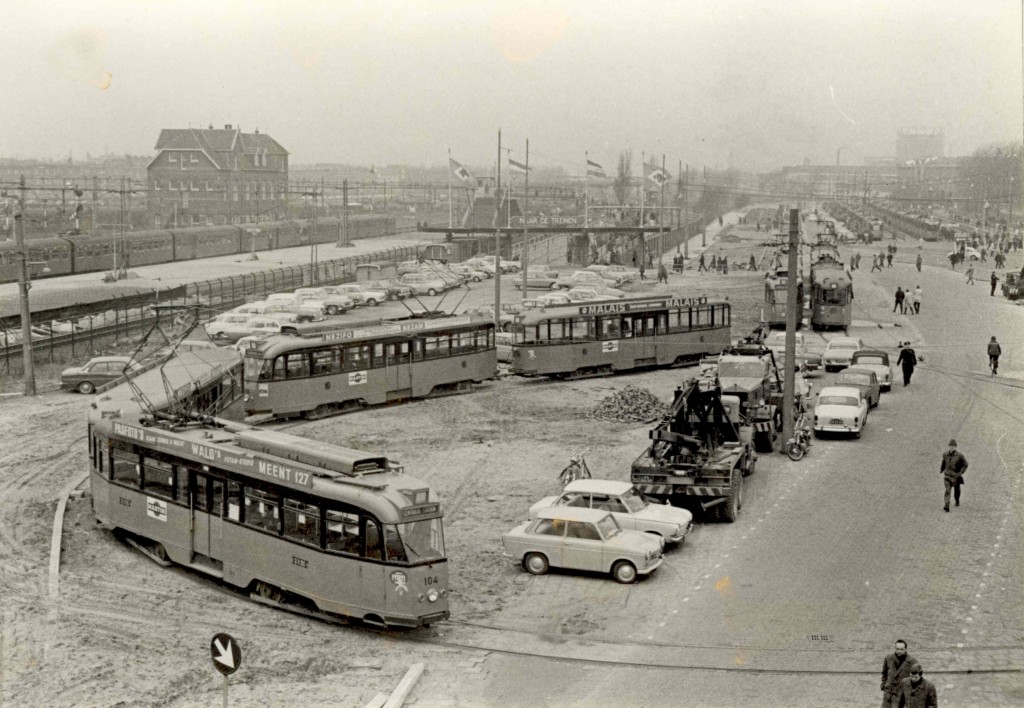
[781,207,800,447]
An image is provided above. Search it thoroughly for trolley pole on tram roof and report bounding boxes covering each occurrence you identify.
[781,207,800,448]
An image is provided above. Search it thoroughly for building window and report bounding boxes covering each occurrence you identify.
[205,181,211,191]
[168,154,177,163]
[170,181,178,191]
[190,181,198,192]
[190,154,199,163]
[152,180,160,191]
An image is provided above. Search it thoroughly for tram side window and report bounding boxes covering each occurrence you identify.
[273,356,286,381]
[286,353,310,379]
[244,487,281,534]
[383,525,407,562]
[211,479,224,515]
[176,467,191,505]
[364,519,383,560]
[600,318,620,339]
[422,335,448,360]
[325,509,361,555]
[283,498,321,547]
[570,318,596,341]
[226,481,243,522]
[142,458,175,500]
[343,344,369,371]
[388,340,412,364]
[311,349,340,376]
[620,318,633,338]
[111,449,141,488]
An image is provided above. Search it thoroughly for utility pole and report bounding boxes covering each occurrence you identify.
[493,129,502,327]
[781,208,800,448]
[658,154,666,265]
[683,164,689,260]
[701,165,707,248]
[15,175,36,396]
[521,138,529,299]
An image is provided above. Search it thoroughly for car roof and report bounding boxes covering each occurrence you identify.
[840,367,876,378]
[853,349,888,358]
[818,385,862,397]
[90,355,133,364]
[534,506,613,523]
[563,479,634,495]
[827,338,861,346]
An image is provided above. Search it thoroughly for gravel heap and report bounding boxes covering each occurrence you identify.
[588,385,667,423]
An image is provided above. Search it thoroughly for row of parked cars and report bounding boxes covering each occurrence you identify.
[811,336,895,438]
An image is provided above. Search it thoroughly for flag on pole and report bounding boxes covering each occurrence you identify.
[586,159,606,178]
[449,157,473,183]
[508,158,530,174]
[645,162,671,186]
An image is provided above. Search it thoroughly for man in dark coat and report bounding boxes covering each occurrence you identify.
[896,663,938,707]
[896,342,917,386]
[880,639,916,708]
[893,287,906,313]
[941,439,968,512]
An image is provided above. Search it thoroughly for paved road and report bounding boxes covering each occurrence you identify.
[426,221,1024,706]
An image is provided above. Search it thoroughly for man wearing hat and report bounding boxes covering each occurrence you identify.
[941,439,969,512]
[895,662,937,707]
[896,342,917,386]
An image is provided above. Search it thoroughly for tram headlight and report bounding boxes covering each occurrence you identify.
[243,394,251,402]
[427,589,439,603]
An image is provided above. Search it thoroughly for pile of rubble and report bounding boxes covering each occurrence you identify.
[588,385,667,423]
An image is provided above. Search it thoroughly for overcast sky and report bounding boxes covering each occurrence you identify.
[1,0,1021,173]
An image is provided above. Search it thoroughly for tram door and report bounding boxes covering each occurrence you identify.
[191,473,224,561]
[384,340,413,400]
[627,313,658,362]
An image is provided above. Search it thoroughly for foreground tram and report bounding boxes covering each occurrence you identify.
[510,295,731,378]
[809,260,853,330]
[88,365,449,627]
[242,312,496,418]
[764,272,804,328]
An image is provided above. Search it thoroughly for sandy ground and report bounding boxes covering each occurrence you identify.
[0,211,895,706]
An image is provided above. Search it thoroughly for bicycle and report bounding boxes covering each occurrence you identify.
[559,450,593,486]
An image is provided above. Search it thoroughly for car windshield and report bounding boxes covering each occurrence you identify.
[719,362,765,378]
[819,395,859,406]
[854,355,886,365]
[830,342,859,350]
[393,518,445,563]
[620,488,647,513]
[595,514,620,539]
[839,374,870,385]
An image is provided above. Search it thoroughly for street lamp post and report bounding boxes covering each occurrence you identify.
[14,210,37,396]
[247,227,260,260]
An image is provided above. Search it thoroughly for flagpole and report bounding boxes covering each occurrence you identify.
[522,139,529,299]
[447,149,453,229]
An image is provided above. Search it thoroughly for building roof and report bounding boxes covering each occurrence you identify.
[149,127,288,171]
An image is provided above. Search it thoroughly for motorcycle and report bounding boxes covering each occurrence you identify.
[785,415,812,461]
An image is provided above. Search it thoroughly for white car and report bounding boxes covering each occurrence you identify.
[849,349,894,391]
[400,273,450,296]
[948,246,981,262]
[813,385,868,438]
[535,292,573,307]
[822,337,864,372]
[206,315,286,343]
[325,284,388,307]
[567,286,624,301]
[529,480,693,545]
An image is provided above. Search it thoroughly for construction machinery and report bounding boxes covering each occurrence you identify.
[630,375,756,522]
[715,343,789,452]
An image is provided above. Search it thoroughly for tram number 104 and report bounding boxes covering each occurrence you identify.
[424,576,440,586]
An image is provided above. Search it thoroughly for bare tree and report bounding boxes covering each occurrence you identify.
[614,150,633,208]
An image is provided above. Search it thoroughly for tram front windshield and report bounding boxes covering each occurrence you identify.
[393,517,445,563]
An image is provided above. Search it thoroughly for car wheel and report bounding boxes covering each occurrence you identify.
[366,298,378,306]
[325,305,338,316]
[427,288,437,296]
[612,560,638,584]
[473,276,481,282]
[524,553,549,575]
[77,381,95,395]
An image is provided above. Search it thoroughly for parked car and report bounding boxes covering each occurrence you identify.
[836,367,880,408]
[448,263,489,283]
[61,355,139,394]
[501,507,664,584]
[947,246,981,262]
[368,279,414,300]
[463,258,497,276]
[567,286,624,301]
[813,385,869,438]
[528,480,693,545]
[555,270,623,291]
[206,315,287,343]
[513,273,561,290]
[849,350,893,390]
[325,284,387,308]
[535,291,573,307]
[582,264,630,285]
[476,254,520,273]
[400,273,450,296]
[763,331,823,373]
[822,336,864,372]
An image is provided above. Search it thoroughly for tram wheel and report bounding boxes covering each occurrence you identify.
[256,581,284,603]
[152,543,168,562]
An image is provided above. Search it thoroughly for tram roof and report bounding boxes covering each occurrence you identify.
[810,261,852,286]
[248,312,494,356]
[512,294,722,323]
[95,348,242,411]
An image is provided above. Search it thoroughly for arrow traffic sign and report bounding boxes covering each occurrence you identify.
[210,633,242,676]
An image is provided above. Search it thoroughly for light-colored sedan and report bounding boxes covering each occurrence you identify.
[325,284,387,307]
[764,331,823,373]
[822,336,864,372]
[502,507,664,584]
[850,349,894,391]
[836,367,880,408]
[61,355,139,394]
[813,385,869,438]
[528,480,693,545]
[568,286,624,301]
[206,315,286,343]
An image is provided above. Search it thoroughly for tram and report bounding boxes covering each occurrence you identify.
[89,369,450,628]
[809,261,853,330]
[510,295,731,378]
[764,273,804,328]
[242,312,496,418]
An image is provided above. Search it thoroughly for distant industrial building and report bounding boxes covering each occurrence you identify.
[146,125,289,228]
[896,127,944,163]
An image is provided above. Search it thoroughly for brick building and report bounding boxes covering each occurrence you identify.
[146,125,288,228]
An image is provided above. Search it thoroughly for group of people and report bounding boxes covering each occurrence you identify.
[892,286,923,315]
[696,253,730,274]
[869,246,897,271]
[880,640,938,707]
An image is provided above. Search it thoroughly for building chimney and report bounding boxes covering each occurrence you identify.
[224,124,232,130]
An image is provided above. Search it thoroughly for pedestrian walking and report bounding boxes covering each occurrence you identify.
[632,251,638,267]
[988,336,1001,375]
[897,342,917,386]
[639,263,647,281]
[749,253,757,271]
[980,246,987,262]
[915,253,922,272]
[852,252,859,270]
[965,265,975,284]
[880,640,916,708]
[657,263,668,284]
[893,287,905,313]
[948,252,959,269]
[698,253,708,272]
[721,256,729,275]
[912,286,922,314]
[710,254,718,271]
[990,271,999,296]
[718,215,723,227]
[886,252,894,267]
[895,663,937,708]
[941,439,968,512]
[871,255,882,273]
[856,252,862,269]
